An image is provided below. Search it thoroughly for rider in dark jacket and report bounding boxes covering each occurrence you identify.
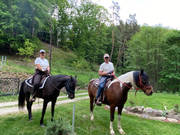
[30,49,50,102]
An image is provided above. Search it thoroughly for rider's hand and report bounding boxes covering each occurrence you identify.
[111,72,115,76]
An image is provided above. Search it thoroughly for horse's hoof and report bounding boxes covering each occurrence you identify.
[110,130,115,135]
[40,124,45,127]
[90,115,94,121]
[29,118,32,121]
[119,128,125,135]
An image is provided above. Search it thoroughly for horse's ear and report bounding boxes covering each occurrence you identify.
[70,75,73,81]
[140,69,144,75]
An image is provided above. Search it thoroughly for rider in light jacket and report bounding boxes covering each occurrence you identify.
[96,53,116,105]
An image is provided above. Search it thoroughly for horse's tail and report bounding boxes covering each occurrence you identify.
[18,81,25,109]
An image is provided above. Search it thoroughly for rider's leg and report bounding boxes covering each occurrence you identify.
[30,74,41,102]
[96,78,106,105]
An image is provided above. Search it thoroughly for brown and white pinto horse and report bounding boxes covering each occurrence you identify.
[88,70,153,135]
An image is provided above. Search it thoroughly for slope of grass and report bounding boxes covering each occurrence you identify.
[1,42,98,87]
[0,99,179,135]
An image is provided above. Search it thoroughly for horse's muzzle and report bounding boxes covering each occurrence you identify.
[68,94,75,99]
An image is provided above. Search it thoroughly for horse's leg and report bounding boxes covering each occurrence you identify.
[117,105,125,135]
[40,100,48,126]
[90,96,95,121]
[110,105,115,135]
[51,98,57,121]
[26,93,33,120]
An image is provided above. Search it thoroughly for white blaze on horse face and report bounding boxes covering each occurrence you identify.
[118,115,125,135]
[110,121,115,135]
[90,112,94,121]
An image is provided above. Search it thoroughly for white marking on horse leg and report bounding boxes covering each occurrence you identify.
[90,112,94,121]
[117,115,125,135]
[110,121,115,135]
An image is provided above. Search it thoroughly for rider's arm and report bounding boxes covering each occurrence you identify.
[98,70,107,76]
[47,66,50,73]
[35,64,43,71]
[112,71,118,79]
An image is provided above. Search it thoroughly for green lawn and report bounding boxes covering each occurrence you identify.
[126,91,180,110]
[0,95,180,135]
[1,91,180,111]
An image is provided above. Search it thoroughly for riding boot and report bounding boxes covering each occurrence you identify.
[30,93,36,102]
[96,98,102,106]
[30,85,39,102]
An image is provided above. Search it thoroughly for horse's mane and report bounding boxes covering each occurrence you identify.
[52,74,68,79]
[108,71,135,88]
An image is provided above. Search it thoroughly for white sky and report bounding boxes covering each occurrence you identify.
[93,0,180,30]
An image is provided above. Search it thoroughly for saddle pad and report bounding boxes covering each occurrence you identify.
[25,76,50,89]
[92,79,100,87]
[92,78,112,89]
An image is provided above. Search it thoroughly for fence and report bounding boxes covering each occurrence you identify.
[0,56,7,69]
[0,78,20,96]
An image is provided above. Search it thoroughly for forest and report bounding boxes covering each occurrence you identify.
[0,0,179,92]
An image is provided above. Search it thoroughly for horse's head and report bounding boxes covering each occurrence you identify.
[135,70,153,96]
[65,76,77,99]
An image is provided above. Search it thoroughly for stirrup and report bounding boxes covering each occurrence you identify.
[96,99,102,106]
[29,96,36,102]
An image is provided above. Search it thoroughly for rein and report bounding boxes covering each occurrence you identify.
[115,72,150,92]
[115,78,132,89]
[138,73,151,90]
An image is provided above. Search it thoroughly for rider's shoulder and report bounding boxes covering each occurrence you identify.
[109,62,113,65]
[35,57,40,61]
[100,62,106,66]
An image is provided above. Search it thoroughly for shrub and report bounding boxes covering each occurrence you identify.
[45,118,73,135]
[18,39,36,58]
[71,58,91,71]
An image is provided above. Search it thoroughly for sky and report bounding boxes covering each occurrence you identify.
[93,0,180,30]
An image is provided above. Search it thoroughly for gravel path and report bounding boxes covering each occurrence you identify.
[0,92,88,108]
[0,93,89,116]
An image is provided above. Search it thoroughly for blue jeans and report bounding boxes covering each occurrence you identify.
[96,77,108,99]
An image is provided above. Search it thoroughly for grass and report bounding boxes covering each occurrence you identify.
[0,99,179,135]
[1,90,180,112]
[0,42,98,88]
[126,91,180,110]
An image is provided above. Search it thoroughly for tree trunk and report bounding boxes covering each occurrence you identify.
[49,22,53,73]
[110,29,114,61]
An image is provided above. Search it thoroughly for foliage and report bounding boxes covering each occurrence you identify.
[127,26,180,92]
[18,39,36,58]
[45,118,73,135]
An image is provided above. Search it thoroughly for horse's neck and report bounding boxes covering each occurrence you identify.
[116,71,137,89]
[52,76,68,89]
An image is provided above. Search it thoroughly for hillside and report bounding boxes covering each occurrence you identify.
[0,42,98,88]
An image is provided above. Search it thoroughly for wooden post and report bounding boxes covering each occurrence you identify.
[72,104,75,133]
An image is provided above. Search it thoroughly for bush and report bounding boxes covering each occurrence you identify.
[18,39,37,58]
[71,57,91,71]
[45,118,73,135]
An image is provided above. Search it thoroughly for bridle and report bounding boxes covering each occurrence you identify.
[116,72,151,91]
[65,78,75,95]
[137,73,152,90]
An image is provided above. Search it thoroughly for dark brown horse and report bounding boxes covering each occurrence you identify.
[88,70,153,135]
[18,75,77,126]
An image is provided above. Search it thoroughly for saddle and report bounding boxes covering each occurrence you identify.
[25,75,50,89]
[92,78,112,90]
[92,77,113,104]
